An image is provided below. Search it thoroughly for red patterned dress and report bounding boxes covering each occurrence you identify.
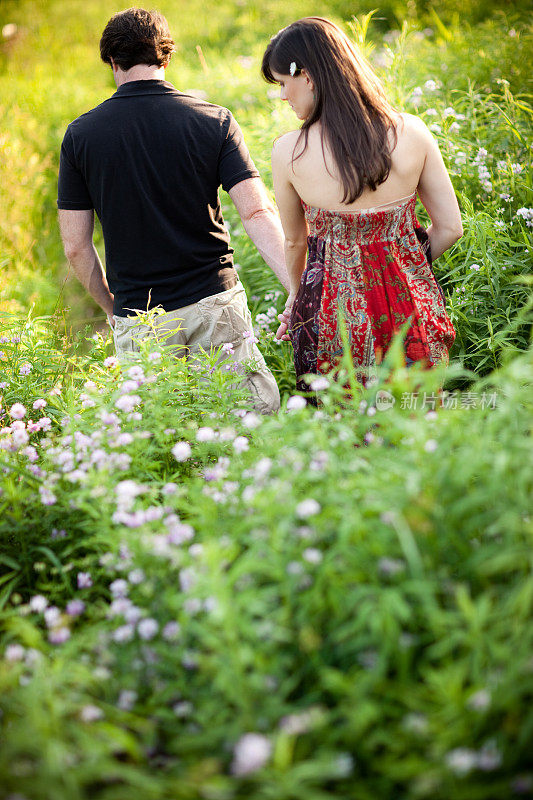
[289,193,455,390]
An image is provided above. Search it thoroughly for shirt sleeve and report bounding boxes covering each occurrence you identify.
[57,127,93,210]
[218,111,260,193]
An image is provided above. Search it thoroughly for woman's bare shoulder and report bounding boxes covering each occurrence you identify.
[396,112,433,140]
[272,130,301,159]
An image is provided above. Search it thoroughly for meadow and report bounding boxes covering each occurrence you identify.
[0,0,532,798]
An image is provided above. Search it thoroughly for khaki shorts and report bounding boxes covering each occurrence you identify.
[113,281,280,415]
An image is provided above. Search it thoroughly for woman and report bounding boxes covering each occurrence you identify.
[261,17,462,391]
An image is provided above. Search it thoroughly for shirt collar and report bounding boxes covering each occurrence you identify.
[113,79,179,98]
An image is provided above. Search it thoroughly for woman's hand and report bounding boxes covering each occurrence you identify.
[275,292,296,341]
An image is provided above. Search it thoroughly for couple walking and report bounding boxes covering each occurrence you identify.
[58,8,462,411]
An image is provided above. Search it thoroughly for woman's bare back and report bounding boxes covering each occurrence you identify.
[280,112,431,212]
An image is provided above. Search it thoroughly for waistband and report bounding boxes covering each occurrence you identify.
[303,195,418,243]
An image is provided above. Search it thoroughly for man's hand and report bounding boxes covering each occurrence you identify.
[275,292,295,341]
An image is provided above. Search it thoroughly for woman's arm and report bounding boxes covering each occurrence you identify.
[271,134,309,339]
[416,121,463,260]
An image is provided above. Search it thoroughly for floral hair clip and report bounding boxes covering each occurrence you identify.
[289,61,298,76]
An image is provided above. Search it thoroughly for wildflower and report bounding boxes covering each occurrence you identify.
[303,547,323,564]
[378,557,405,576]
[109,579,129,597]
[48,627,71,644]
[115,394,141,413]
[5,643,25,662]
[242,411,260,429]
[233,436,249,454]
[279,709,316,735]
[120,379,139,393]
[103,356,119,368]
[162,482,178,495]
[80,704,104,722]
[19,362,32,375]
[99,410,120,426]
[113,432,134,446]
[243,330,259,344]
[112,624,135,643]
[310,377,329,391]
[467,689,491,711]
[516,207,533,227]
[196,426,216,442]
[424,79,437,91]
[254,457,272,479]
[445,747,478,776]
[402,712,429,734]
[231,733,272,776]
[179,567,197,592]
[128,568,145,585]
[221,342,235,354]
[424,439,438,452]
[172,441,192,461]
[184,597,202,614]
[123,605,143,624]
[411,86,423,97]
[9,403,26,420]
[39,486,57,505]
[287,395,307,410]
[137,618,159,640]
[162,621,181,640]
[66,599,85,617]
[511,163,523,174]
[12,428,29,448]
[127,365,145,381]
[29,595,48,613]
[77,572,93,589]
[334,753,355,777]
[477,741,502,771]
[173,700,193,717]
[296,498,321,518]
[117,689,137,710]
[511,776,533,794]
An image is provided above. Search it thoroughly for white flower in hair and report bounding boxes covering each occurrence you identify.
[289,61,297,76]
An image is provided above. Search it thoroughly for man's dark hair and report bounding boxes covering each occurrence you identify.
[100,7,175,71]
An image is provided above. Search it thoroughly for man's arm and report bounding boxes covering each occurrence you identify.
[58,209,115,325]
[228,177,290,291]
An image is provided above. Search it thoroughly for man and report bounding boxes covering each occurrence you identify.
[58,7,289,413]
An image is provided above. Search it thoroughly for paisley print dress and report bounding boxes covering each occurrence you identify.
[289,193,455,390]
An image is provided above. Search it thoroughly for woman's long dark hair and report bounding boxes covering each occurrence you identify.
[261,17,397,204]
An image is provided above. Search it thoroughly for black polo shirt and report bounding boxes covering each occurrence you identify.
[57,80,260,315]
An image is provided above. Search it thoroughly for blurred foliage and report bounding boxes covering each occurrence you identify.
[0,311,532,798]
